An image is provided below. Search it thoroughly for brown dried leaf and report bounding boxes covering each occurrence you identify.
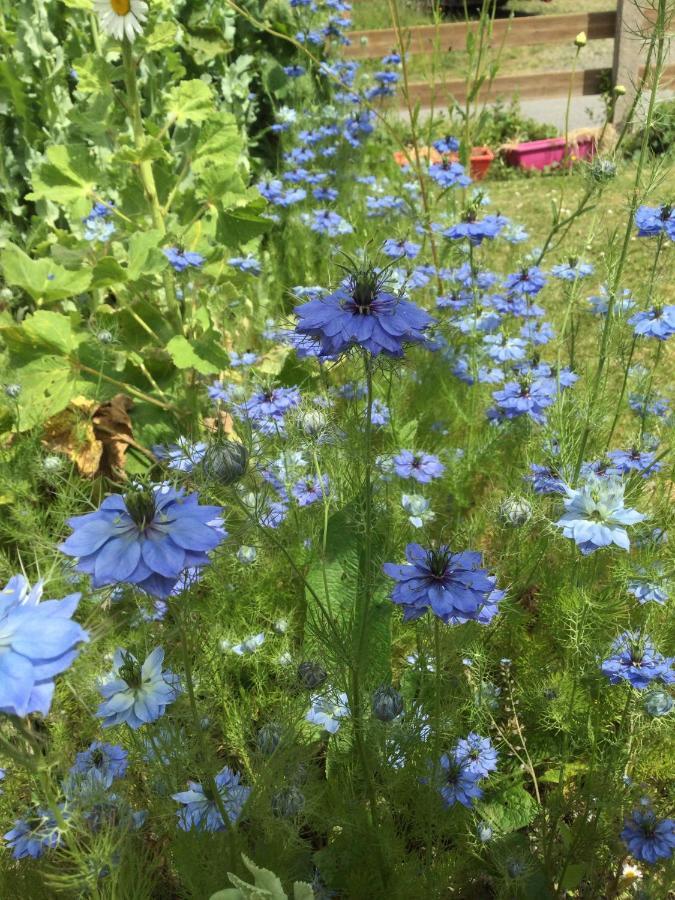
[42,397,102,478]
[42,394,148,482]
[92,394,136,481]
[203,409,236,437]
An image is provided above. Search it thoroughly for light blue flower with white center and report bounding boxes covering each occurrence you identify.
[84,217,116,243]
[306,691,350,734]
[401,494,435,528]
[0,575,88,718]
[172,766,251,832]
[556,474,645,555]
[97,647,180,729]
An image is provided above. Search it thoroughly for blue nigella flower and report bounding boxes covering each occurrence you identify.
[627,566,669,604]
[97,647,180,729]
[401,494,435,528]
[607,448,661,478]
[443,214,506,246]
[601,632,674,689]
[59,484,226,598]
[70,741,128,788]
[306,691,350,734]
[304,209,353,236]
[556,474,645,555]
[634,204,675,239]
[283,64,306,77]
[163,248,205,272]
[428,159,471,189]
[503,266,547,295]
[382,238,421,259]
[437,755,483,808]
[370,399,390,426]
[292,475,329,507]
[627,305,675,340]
[228,256,262,277]
[453,732,498,777]
[383,543,502,624]
[393,450,444,483]
[294,261,433,358]
[237,386,301,433]
[173,767,251,832]
[3,810,61,859]
[0,575,88,717]
[550,259,594,280]
[492,378,556,425]
[621,809,675,863]
[433,135,460,154]
[153,438,208,473]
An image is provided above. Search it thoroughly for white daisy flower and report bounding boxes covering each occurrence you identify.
[94,0,148,42]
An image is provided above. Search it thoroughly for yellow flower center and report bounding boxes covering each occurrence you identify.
[111,0,131,14]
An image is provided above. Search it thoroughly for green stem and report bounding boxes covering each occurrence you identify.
[572,1,668,482]
[121,39,181,330]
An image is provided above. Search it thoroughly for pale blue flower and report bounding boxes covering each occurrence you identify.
[556,475,645,554]
[97,647,180,729]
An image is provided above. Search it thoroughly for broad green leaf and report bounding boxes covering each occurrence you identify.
[1,244,92,301]
[126,229,166,280]
[114,137,168,165]
[1,309,82,357]
[166,334,221,375]
[145,20,179,52]
[477,784,538,835]
[166,79,213,125]
[10,355,78,431]
[559,863,586,892]
[218,203,273,245]
[91,257,128,289]
[26,144,98,203]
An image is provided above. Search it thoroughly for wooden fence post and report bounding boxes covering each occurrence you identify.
[612,0,647,122]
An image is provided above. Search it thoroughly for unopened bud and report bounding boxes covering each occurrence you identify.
[574,31,587,48]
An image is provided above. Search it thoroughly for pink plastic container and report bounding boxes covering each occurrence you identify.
[503,137,596,170]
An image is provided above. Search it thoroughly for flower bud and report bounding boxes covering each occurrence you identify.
[271,785,305,818]
[201,439,248,485]
[297,408,328,438]
[498,496,532,527]
[237,545,257,565]
[256,723,282,754]
[614,84,626,95]
[4,384,21,399]
[574,31,587,48]
[97,330,113,344]
[297,660,327,690]
[643,690,673,717]
[371,685,404,722]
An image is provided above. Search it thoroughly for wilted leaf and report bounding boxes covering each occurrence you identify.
[41,394,150,481]
[42,397,101,477]
[92,394,138,480]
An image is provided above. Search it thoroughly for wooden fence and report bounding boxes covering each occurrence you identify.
[342,2,671,115]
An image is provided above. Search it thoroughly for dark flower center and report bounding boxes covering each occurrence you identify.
[659,205,672,221]
[91,750,105,768]
[445,761,462,785]
[124,488,157,531]
[119,653,143,690]
[426,547,451,578]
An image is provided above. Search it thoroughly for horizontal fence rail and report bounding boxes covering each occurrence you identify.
[344,11,616,60]
[402,68,610,106]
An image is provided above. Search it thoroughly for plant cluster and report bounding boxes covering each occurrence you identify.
[0,0,673,898]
